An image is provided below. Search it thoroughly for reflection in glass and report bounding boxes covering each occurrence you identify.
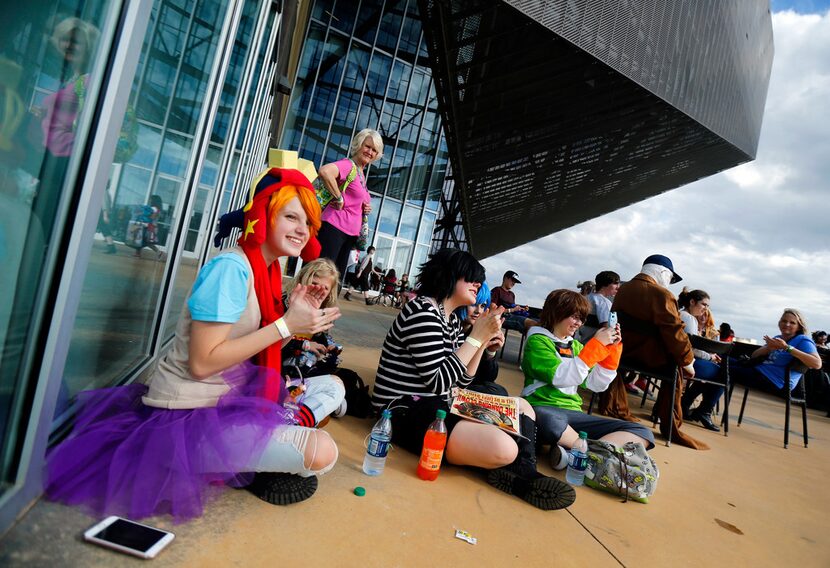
[60,0,233,426]
[378,199,402,235]
[0,5,111,486]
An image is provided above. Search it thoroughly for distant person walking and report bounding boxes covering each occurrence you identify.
[316,129,383,276]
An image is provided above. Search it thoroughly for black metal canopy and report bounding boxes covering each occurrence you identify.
[420,0,774,258]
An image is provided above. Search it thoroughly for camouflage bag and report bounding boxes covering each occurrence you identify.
[584,440,659,503]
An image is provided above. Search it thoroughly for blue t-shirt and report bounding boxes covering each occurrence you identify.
[757,334,817,391]
[187,253,249,323]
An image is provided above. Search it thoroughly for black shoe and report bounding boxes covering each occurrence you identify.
[246,472,318,505]
[365,298,372,305]
[682,406,694,421]
[695,412,721,432]
[343,292,351,301]
[486,469,576,511]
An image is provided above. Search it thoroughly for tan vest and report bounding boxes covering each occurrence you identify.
[142,247,261,409]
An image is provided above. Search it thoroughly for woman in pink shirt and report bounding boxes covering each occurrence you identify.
[316,129,383,276]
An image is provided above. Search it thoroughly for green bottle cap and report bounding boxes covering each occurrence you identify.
[354,486,366,496]
[578,431,588,439]
[382,409,392,418]
[436,409,447,419]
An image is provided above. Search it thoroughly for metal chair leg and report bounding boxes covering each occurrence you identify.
[738,387,749,425]
[784,388,791,449]
[664,372,677,447]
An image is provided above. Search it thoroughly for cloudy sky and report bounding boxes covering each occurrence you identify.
[481,1,830,342]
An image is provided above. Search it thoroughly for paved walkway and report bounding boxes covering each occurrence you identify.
[3,299,830,567]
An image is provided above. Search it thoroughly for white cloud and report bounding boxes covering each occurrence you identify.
[482,10,830,341]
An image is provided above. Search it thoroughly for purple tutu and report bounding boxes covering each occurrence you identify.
[45,363,294,522]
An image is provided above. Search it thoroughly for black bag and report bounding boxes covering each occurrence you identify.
[334,368,373,418]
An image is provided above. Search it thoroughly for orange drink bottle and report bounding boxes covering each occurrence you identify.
[416,409,447,481]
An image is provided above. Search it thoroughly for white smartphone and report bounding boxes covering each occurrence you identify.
[84,516,175,559]
[607,311,618,328]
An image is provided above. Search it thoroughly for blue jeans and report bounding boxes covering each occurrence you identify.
[682,359,724,415]
[532,405,655,449]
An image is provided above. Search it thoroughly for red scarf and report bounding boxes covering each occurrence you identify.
[237,168,321,401]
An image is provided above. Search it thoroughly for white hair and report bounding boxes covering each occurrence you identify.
[349,128,384,161]
[641,263,673,288]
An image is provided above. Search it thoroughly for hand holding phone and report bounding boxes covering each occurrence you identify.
[84,516,174,559]
[607,311,618,328]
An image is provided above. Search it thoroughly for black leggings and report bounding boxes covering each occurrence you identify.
[317,221,357,277]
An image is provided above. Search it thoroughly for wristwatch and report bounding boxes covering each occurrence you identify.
[786,344,794,353]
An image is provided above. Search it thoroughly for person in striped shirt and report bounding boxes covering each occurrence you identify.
[372,249,576,511]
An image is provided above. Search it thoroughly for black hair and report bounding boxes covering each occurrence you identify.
[677,288,709,310]
[595,270,620,289]
[386,268,396,279]
[416,248,486,301]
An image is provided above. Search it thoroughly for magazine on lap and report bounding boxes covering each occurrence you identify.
[450,388,525,439]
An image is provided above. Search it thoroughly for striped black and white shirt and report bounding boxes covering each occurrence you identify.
[372,296,473,410]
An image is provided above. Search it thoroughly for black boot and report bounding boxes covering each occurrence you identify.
[693,410,721,432]
[246,472,318,505]
[486,414,576,510]
[681,382,702,420]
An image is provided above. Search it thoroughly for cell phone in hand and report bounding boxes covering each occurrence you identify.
[84,516,174,559]
[607,311,618,328]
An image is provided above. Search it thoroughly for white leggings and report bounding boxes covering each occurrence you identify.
[253,374,343,475]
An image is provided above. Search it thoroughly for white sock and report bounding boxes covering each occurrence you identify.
[551,445,569,471]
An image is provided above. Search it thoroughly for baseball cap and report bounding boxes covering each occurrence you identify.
[504,270,522,284]
[643,254,682,284]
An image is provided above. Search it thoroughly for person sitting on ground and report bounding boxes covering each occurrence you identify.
[343,245,375,304]
[731,309,821,394]
[396,272,411,307]
[576,270,620,343]
[812,330,827,349]
[282,258,346,385]
[46,165,345,521]
[678,289,726,432]
[601,254,708,450]
[456,281,508,396]
[490,270,532,332]
[521,289,654,470]
[372,249,576,510]
[719,322,735,343]
[381,268,398,297]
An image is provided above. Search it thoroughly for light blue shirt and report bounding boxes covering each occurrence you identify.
[187,253,249,322]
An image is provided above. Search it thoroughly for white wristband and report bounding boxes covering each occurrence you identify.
[274,317,291,339]
[465,336,483,349]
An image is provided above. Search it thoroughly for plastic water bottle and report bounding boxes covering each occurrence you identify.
[363,409,393,476]
[566,431,589,486]
[416,409,448,481]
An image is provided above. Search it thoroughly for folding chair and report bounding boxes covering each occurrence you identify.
[685,335,733,435]
[735,360,809,448]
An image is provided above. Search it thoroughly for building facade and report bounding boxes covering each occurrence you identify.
[279,0,456,277]
[0,0,308,532]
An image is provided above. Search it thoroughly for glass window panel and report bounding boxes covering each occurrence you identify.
[398,205,420,240]
[312,0,335,22]
[390,240,413,276]
[0,0,115,469]
[60,0,233,428]
[417,210,436,245]
[331,0,358,35]
[282,23,326,150]
[376,0,405,54]
[411,244,430,276]
[354,0,383,44]
[397,2,421,64]
[378,198,401,235]
[158,132,193,177]
[372,235,394,274]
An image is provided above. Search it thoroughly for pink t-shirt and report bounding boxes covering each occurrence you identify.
[321,158,370,236]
